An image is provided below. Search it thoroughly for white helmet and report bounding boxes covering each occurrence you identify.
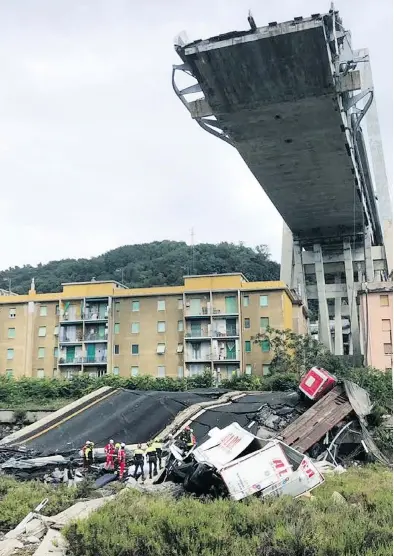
[110,439,114,444]
[121,442,125,448]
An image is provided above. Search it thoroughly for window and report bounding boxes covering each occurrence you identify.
[114,344,120,355]
[54,347,59,358]
[177,343,184,353]
[263,364,271,376]
[178,299,183,310]
[132,300,140,312]
[37,369,45,379]
[8,328,15,339]
[380,295,389,307]
[54,326,59,336]
[245,364,252,375]
[38,347,45,359]
[113,367,120,376]
[40,305,47,317]
[157,300,166,311]
[261,339,270,352]
[157,366,166,377]
[131,322,140,334]
[260,295,268,307]
[7,349,14,360]
[177,366,184,378]
[243,296,249,307]
[114,323,120,334]
[55,304,60,316]
[382,319,391,331]
[9,308,16,319]
[5,369,13,378]
[178,320,184,332]
[157,321,166,333]
[384,343,392,355]
[244,318,250,329]
[131,344,139,355]
[131,366,139,377]
[245,341,251,353]
[115,302,120,312]
[38,326,46,337]
[157,343,166,354]
[260,317,269,330]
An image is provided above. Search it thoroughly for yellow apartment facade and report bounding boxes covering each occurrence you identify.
[0,274,307,380]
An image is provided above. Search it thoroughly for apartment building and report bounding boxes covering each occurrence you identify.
[0,274,306,380]
[358,282,393,371]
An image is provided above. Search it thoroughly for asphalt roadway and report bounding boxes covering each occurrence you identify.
[190,392,301,443]
[24,389,218,456]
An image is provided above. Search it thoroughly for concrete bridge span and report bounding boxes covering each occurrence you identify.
[172,7,392,357]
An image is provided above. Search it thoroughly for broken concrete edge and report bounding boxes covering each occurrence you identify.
[162,391,246,439]
[0,387,115,447]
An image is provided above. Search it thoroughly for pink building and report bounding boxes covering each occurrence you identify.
[358,282,393,371]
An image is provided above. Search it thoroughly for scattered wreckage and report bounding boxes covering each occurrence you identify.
[0,368,390,501]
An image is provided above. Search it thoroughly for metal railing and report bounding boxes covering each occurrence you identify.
[84,312,108,321]
[58,357,83,365]
[185,329,239,338]
[59,337,83,343]
[84,333,108,341]
[83,356,108,364]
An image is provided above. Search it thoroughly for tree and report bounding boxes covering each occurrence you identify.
[252,326,327,378]
[0,241,280,294]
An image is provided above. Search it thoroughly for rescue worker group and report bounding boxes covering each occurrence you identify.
[81,426,196,482]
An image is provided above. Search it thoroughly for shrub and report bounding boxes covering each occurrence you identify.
[63,466,393,556]
[0,477,94,530]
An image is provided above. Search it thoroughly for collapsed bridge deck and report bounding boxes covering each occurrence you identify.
[174,13,381,242]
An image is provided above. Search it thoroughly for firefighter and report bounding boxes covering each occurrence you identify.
[145,441,158,479]
[180,426,196,449]
[133,444,145,482]
[152,437,163,469]
[104,439,115,471]
[82,441,94,469]
[117,443,127,480]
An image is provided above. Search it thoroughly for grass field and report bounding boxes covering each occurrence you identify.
[62,465,393,556]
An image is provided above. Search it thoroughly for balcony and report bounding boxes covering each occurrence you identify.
[59,336,83,344]
[84,311,108,322]
[58,357,83,365]
[184,353,212,362]
[84,333,108,342]
[185,330,211,340]
[60,314,83,323]
[84,356,107,365]
[212,353,240,362]
[211,308,239,318]
[184,307,210,318]
[212,329,239,338]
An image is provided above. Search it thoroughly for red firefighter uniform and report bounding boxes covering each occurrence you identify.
[104,439,115,470]
[117,443,126,479]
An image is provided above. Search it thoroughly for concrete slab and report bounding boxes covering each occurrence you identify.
[0,539,23,556]
[32,529,67,556]
[45,497,114,529]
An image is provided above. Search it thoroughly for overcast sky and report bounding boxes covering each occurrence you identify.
[0,0,392,269]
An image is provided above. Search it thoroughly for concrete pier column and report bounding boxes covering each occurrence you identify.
[313,244,331,350]
[334,275,343,355]
[343,239,361,354]
[293,241,308,307]
[280,222,293,288]
[364,227,374,282]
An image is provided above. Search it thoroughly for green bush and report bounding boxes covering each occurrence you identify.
[0,477,94,530]
[63,466,392,556]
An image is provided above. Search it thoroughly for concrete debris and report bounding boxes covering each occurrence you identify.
[0,539,24,556]
[44,496,114,529]
[32,529,67,556]
[26,535,41,544]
